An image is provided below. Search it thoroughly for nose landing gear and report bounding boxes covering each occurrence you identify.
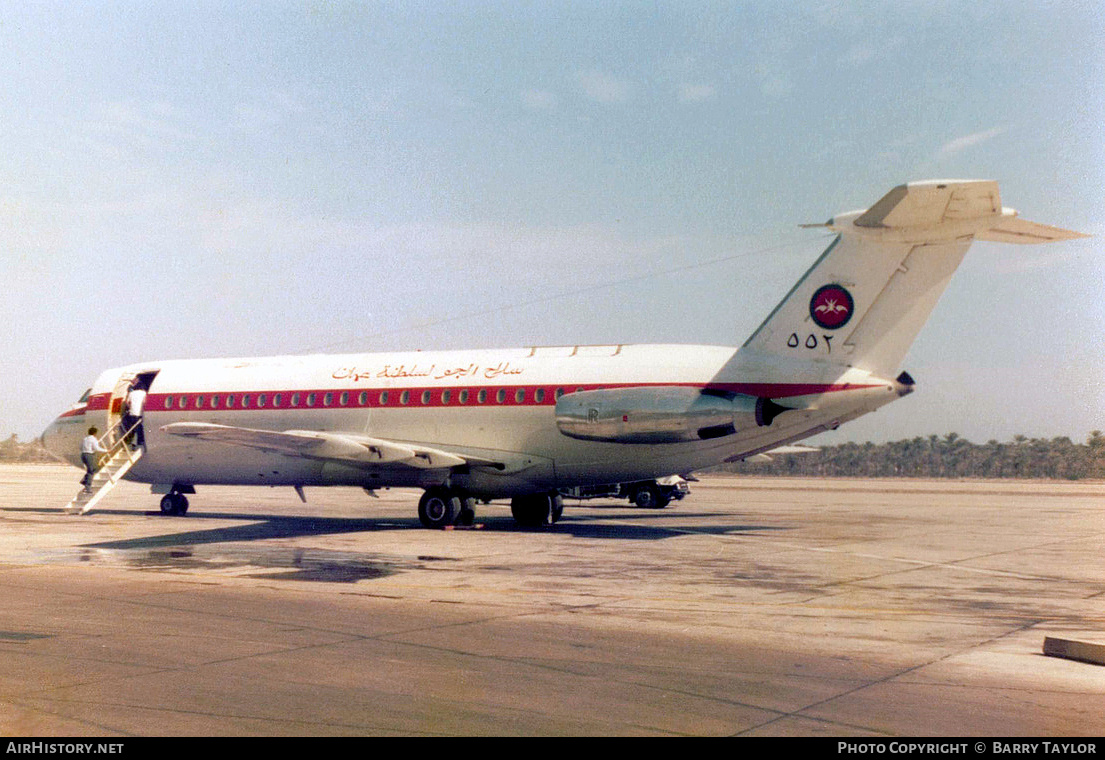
[159,491,189,516]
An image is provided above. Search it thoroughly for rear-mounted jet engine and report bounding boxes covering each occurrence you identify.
[554,386,789,444]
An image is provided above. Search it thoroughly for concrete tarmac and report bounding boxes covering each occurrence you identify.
[1,464,1102,736]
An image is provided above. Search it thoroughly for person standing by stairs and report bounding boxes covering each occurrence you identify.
[122,381,147,449]
[80,427,107,493]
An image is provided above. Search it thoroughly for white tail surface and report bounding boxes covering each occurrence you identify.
[742,180,1086,378]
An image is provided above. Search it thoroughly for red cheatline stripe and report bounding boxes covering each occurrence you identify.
[76,382,877,415]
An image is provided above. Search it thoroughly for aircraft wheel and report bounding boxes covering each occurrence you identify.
[159,493,189,516]
[633,484,666,509]
[419,488,460,529]
[550,494,564,524]
[457,497,477,526]
[510,494,554,527]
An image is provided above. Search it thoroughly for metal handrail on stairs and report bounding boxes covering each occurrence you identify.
[66,419,145,514]
[97,418,142,460]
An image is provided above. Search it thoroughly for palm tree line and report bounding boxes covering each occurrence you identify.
[724,431,1105,479]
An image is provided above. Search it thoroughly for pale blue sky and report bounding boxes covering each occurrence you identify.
[3,1,1103,444]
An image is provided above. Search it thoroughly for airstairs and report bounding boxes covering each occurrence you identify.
[65,423,143,515]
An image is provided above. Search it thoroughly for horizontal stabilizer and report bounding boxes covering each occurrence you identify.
[976,215,1089,244]
[854,180,1001,229]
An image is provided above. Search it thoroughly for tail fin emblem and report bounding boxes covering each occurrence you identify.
[810,284,854,330]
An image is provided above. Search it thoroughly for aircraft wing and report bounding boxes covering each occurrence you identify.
[740,444,819,463]
[160,422,471,470]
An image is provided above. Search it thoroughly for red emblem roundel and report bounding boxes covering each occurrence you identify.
[809,284,854,330]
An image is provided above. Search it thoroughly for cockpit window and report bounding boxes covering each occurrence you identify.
[78,388,91,404]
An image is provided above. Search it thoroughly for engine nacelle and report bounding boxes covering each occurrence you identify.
[555,386,784,444]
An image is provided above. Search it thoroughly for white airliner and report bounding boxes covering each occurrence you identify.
[41,181,1085,527]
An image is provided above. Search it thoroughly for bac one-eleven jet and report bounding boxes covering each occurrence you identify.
[42,180,1085,526]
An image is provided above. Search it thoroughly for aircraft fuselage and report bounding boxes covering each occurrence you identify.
[43,343,902,498]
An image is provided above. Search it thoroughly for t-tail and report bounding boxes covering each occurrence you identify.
[740,180,1086,378]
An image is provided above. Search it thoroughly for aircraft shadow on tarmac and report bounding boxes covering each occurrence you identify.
[70,507,787,552]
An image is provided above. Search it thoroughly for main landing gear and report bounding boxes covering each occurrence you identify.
[510,493,563,528]
[417,487,477,529]
[417,487,564,529]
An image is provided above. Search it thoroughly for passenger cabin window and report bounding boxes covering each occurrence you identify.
[380,391,389,405]
[421,390,431,405]
[340,392,349,406]
[535,388,546,403]
[358,391,368,406]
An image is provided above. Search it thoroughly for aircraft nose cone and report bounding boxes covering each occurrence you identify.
[40,418,67,462]
[41,420,56,455]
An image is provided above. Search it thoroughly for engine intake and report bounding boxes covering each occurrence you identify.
[555,386,786,444]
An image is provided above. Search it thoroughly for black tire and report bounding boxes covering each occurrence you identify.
[633,484,667,509]
[550,494,564,524]
[419,489,460,529]
[456,497,477,526]
[511,494,553,527]
[159,493,189,516]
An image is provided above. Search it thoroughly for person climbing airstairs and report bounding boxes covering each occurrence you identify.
[65,421,143,515]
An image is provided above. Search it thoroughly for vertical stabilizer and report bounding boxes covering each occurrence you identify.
[741,180,1086,378]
